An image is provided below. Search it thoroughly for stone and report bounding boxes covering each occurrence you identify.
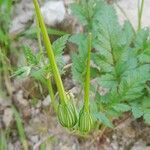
[41,1,66,26]
[42,95,51,107]
[2,108,13,128]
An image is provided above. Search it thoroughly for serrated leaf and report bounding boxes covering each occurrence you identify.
[119,65,150,101]
[31,65,50,85]
[12,66,31,78]
[70,3,88,26]
[97,74,117,89]
[142,97,150,108]
[52,34,69,70]
[112,103,131,112]
[23,46,38,65]
[144,112,150,124]
[94,112,114,128]
[52,34,69,56]
[131,104,143,119]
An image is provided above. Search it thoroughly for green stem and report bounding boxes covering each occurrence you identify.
[35,14,43,58]
[35,10,57,112]
[33,0,66,104]
[84,33,92,112]
[46,78,57,112]
[138,0,145,31]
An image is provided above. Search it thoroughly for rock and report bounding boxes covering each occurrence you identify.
[115,0,150,28]
[36,101,42,108]
[2,108,13,128]
[0,97,11,110]
[30,135,39,144]
[16,90,28,107]
[63,55,71,64]
[41,1,66,26]
[42,95,51,107]
[10,0,34,34]
[8,142,14,150]
[131,140,150,150]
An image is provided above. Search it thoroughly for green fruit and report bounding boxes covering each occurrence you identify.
[57,101,78,128]
[79,108,94,133]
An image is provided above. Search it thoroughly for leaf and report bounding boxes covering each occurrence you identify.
[144,112,150,124]
[21,27,67,39]
[52,34,69,56]
[11,66,31,78]
[71,53,86,84]
[142,97,150,108]
[97,74,117,89]
[31,65,50,85]
[70,3,88,26]
[112,103,131,112]
[23,46,38,65]
[119,65,150,101]
[52,34,70,70]
[94,112,114,128]
[69,34,88,84]
[134,28,149,50]
[131,103,143,119]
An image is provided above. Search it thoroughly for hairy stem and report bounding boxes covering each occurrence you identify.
[84,33,92,112]
[138,0,145,31]
[33,0,66,104]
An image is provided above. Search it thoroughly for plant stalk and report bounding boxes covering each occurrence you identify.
[35,11,57,112]
[138,0,145,31]
[84,33,92,112]
[33,0,66,104]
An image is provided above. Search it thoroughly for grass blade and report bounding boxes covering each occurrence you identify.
[12,106,28,150]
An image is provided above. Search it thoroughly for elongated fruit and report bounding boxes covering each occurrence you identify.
[78,108,94,133]
[58,101,77,128]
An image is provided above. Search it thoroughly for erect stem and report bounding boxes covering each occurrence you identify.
[33,0,66,104]
[84,33,92,112]
[138,0,145,31]
[35,12,57,112]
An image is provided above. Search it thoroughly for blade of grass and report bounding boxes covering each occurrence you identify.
[0,130,7,150]
[12,106,28,150]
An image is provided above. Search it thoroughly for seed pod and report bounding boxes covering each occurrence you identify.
[79,109,94,133]
[57,101,78,128]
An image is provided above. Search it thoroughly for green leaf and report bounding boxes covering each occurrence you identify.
[97,74,117,89]
[144,112,150,124]
[52,34,70,70]
[70,34,88,84]
[23,46,38,65]
[21,27,67,39]
[142,97,150,108]
[112,103,131,112]
[94,112,114,128]
[12,66,31,78]
[31,65,49,85]
[70,3,88,26]
[131,103,143,119]
[52,34,69,56]
[119,65,150,101]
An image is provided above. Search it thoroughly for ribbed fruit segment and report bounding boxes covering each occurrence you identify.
[57,102,77,128]
[79,110,94,133]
